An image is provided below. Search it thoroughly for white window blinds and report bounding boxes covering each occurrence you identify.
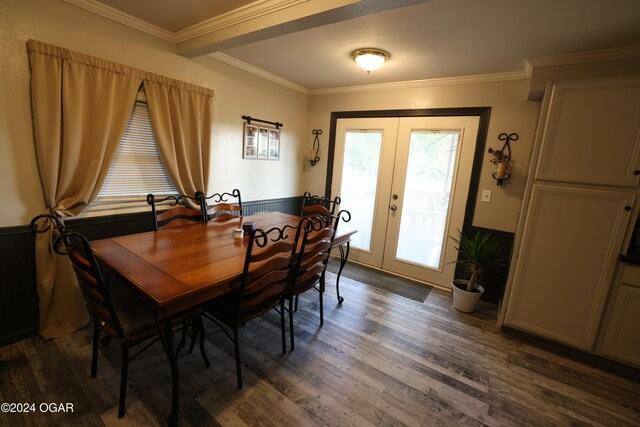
[99,100,175,196]
[81,100,177,216]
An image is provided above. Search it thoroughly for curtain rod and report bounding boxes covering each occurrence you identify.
[242,115,283,129]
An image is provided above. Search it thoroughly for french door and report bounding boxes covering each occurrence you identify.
[331,116,480,289]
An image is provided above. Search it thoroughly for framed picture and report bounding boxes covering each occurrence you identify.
[257,127,269,159]
[243,124,258,158]
[268,128,280,160]
[243,120,281,161]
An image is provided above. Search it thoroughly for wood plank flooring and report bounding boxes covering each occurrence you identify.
[1,272,639,426]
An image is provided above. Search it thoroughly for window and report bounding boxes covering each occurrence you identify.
[81,95,177,216]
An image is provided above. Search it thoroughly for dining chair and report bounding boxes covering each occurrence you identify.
[202,223,298,389]
[147,193,204,230]
[197,189,242,222]
[287,212,345,350]
[300,193,348,302]
[53,230,209,418]
[300,191,341,220]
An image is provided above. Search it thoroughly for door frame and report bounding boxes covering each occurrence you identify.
[326,107,492,238]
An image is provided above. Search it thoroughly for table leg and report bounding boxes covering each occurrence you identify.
[335,241,350,304]
[164,317,179,426]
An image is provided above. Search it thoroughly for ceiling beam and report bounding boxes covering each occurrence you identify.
[176,0,431,57]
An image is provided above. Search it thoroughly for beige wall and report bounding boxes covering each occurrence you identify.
[0,0,308,227]
[5,1,626,234]
[306,80,541,232]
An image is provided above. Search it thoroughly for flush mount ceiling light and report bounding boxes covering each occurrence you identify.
[351,48,389,73]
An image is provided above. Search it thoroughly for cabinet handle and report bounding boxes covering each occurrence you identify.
[634,170,640,175]
[625,206,632,211]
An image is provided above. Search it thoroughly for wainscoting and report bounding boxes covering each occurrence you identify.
[0,196,512,346]
[0,225,39,347]
[0,196,303,346]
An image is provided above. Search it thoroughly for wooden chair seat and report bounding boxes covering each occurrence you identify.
[109,284,193,344]
[107,282,157,333]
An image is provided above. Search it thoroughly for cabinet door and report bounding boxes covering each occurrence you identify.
[535,77,640,187]
[600,268,640,367]
[505,184,635,350]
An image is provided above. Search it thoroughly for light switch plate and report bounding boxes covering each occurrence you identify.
[481,190,492,202]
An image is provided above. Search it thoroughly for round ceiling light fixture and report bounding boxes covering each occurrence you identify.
[351,48,390,73]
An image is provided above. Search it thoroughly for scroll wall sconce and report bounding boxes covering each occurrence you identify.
[308,129,321,166]
[489,132,517,186]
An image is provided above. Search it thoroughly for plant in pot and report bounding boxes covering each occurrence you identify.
[449,229,506,313]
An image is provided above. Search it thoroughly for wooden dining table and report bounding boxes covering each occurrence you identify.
[90,211,355,425]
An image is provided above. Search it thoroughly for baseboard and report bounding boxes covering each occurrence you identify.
[0,327,39,347]
[502,326,640,382]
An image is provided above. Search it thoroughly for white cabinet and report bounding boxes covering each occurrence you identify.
[505,185,634,350]
[535,77,640,187]
[599,264,640,367]
[503,76,640,354]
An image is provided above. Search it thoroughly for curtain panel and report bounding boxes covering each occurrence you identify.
[145,81,211,200]
[27,39,213,339]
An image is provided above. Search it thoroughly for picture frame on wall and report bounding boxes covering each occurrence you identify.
[257,127,269,159]
[243,119,282,161]
[243,124,258,158]
[268,128,280,160]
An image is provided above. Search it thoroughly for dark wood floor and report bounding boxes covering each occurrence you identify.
[1,272,639,426]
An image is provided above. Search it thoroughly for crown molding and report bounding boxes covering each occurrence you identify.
[65,0,319,45]
[174,0,309,43]
[527,45,640,68]
[206,54,533,96]
[66,1,639,97]
[309,69,532,95]
[64,0,174,41]
[207,53,310,95]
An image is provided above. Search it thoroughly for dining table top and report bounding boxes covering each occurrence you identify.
[91,211,356,317]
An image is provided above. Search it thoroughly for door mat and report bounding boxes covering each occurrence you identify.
[327,259,431,303]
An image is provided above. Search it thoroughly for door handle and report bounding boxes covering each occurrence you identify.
[390,205,397,211]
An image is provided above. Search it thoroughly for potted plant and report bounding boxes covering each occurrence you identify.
[449,230,506,313]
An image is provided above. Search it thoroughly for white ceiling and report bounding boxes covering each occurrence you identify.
[94,0,256,32]
[80,0,640,91]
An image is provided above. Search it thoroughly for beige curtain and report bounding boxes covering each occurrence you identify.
[144,80,213,198]
[28,40,214,339]
[28,40,141,339]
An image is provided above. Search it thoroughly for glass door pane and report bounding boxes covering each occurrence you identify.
[340,130,383,251]
[395,131,460,269]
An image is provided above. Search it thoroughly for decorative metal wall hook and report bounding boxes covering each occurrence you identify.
[489,132,518,186]
[309,129,321,166]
